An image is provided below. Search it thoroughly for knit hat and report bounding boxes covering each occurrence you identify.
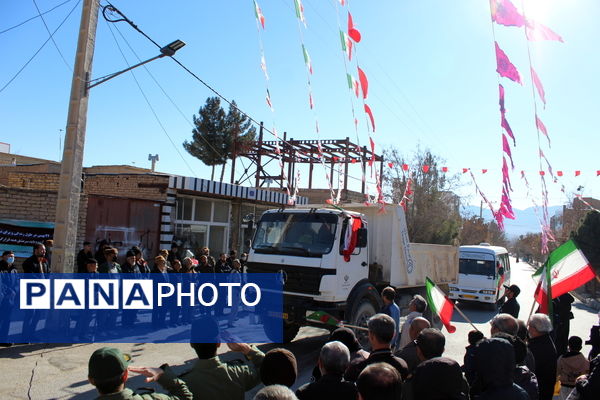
[260,348,298,387]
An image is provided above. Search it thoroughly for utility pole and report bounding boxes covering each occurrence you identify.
[148,154,159,171]
[53,0,100,272]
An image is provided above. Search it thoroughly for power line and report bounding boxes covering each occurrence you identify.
[32,0,72,70]
[0,0,73,35]
[0,0,81,94]
[104,20,197,177]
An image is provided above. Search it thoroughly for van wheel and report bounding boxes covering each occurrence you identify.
[351,299,377,349]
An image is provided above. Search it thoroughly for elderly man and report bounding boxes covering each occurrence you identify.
[345,313,408,382]
[398,295,427,349]
[528,313,558,400]
[296,341,357,400]
[395,317,431,374]
[490,313,519,337]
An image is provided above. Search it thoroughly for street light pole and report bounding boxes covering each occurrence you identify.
[53,0,99,272]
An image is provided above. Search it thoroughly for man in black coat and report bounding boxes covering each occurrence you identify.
[528,313,558,400]
[76,241,93,273]
[345,313,409,382]
[499,284,521,319]
[296,341,357,400]
[22,243,49,273]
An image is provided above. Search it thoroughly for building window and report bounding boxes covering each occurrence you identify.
[174,196,230,257]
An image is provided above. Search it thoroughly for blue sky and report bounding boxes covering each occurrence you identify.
[1,0,598,212]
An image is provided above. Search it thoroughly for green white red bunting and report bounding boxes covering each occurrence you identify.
[425,277,456,333]
[534,240,595,314]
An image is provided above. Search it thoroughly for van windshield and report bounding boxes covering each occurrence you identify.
[459,258,495,276]
[252,213,338,257]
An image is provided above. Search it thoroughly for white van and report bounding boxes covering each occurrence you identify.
[448,244,511,308]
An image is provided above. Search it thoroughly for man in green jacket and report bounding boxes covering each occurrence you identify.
[88,347,193,400]
[181,317,265,400]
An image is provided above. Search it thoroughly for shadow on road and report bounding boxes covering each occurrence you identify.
[451,301,498,324]
[0,343,93,360]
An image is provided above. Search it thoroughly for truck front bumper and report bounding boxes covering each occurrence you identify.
[448,290,496,304]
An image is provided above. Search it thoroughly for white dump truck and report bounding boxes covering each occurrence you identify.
[247,203,459,342]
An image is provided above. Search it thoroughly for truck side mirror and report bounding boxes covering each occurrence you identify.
[356,228,368,248]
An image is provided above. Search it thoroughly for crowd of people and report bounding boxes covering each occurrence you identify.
[2,244,600,399]
[80,286,600,400]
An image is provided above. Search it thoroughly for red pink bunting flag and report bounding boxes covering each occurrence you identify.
[442,167,448,172]
[402,164,409,171]
[302,45,313,74]
[388,162,394,168]
[482,169,488,174]
[422,165,430,173]
[260,54,268,80]
[499,84,516,146]
[347,12,362,43]
[531,67,546,106]
[535,115,551,147]
[364,104,375,132]
[597,171,600,176]
[253,0,265,29]
[557,171,563,177]
[495,42,522,84]
[309,91,314,109]
[502,134,514,169]
[575,170,581,177]
[368,138,376,167]
[347,73,359,97]
[340,30,353,61]
[462,168,469,173]
[526,20,564,43]
[294,0,306,27]
[339,0,346,6]
[266,89,274,111]
[358,67,368,99]
[502,157,512,191]
[539,171,545,176]
[490,0,526,27]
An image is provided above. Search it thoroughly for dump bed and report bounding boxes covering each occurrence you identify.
[342,204,458,287]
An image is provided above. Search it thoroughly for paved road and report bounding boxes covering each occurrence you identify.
[0,258,597,399]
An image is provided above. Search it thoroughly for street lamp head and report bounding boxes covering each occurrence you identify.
[160,40,186,57]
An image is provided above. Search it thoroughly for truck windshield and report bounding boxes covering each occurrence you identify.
[252,213,338,257]
[459,258,495,276]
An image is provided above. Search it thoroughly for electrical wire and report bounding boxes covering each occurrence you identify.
[0,0,73,35]
[104,20,197,177]
[31,0,72,70]
[0,0,81,94]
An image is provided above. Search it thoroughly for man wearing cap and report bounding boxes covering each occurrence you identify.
[499,284,520,319]
[77,242,94,273]
[88,347,193,399]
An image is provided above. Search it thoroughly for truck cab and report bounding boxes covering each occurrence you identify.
[247,204,459,342]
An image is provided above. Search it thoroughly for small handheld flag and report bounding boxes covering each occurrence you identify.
[425,277,456,333]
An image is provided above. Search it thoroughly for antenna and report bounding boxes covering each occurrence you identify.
[148,154,159,171]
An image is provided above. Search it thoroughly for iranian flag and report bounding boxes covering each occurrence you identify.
[425,277,456,333]
[534,240,595,313]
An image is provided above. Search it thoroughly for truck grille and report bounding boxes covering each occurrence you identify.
[247,262,336,295]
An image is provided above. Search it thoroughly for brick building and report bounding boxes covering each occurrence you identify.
[0,151,307,269]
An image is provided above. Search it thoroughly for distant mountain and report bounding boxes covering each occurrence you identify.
[461,205,563,239]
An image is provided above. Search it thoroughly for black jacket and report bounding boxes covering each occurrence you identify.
[345,348,409,382]
[76,249,92,273]
[22,255,50,273]
[528,334,558,400]
[514,365,539,400]
[296,373,358,400]
[499,297,520,318]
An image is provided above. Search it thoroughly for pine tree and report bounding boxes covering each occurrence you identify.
[183,97,228,181]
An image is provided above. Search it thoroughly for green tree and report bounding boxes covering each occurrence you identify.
[384,147,461,244]
[183,97,227,181]
[183,98,256,182]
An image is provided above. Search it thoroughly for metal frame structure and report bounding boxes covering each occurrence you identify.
[232,123,384,194]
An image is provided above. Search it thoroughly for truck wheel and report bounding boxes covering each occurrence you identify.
[263,317,300,343]
[351,299,377,349]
